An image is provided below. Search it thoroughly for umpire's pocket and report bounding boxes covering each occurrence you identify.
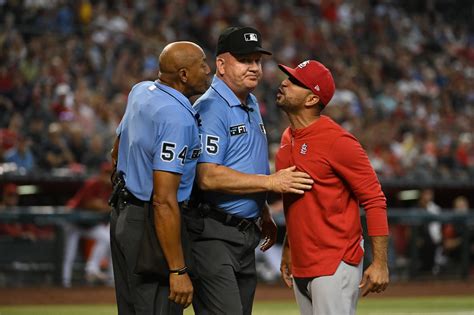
[183,214,204,237]
[116,206,145,250]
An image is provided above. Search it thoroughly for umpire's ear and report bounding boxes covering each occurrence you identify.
[216,57,225,76]
[177,67,189,83]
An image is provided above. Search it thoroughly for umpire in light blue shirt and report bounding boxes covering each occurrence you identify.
[187,26,314,315]
[110,41,210,315]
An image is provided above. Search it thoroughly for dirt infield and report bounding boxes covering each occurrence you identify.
[0,281,473,305]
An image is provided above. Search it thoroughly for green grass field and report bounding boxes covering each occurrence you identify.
[1,297,474,315]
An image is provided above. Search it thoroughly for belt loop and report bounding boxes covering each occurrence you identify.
[237,219,253,232]
[224,214,232,225]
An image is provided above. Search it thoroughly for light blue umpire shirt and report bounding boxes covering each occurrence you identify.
[194,75,270,218]
[116,81,201,202]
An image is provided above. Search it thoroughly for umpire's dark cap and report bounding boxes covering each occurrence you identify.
[216,26,272,56]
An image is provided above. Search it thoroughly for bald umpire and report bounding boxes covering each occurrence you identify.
[110,41,210,315]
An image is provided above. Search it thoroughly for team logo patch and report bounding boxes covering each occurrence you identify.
[244,33,258,42]
[230,124,247,136]
[300,143,308,155]
[297,60,310,69]
[259,123,266,134]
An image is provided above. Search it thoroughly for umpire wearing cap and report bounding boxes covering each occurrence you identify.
[187,27,314,315]
[110,41,210,315]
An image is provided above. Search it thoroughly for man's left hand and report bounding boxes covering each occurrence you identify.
[359,262,389,297]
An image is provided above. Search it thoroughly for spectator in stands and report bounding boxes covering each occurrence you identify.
[416,189,445,274]
[0,95,13,130]
[41,122,74,170]
[61,162,113,287]
[25,113,50,169]
[0,112,22,152]
[81,134,107,172]
[443,196,474,265]
[4,135,35,172]
[66,124,88,165]
[0,0,472,181]
[0,183,53,240]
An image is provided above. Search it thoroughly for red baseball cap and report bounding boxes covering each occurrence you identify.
[278,60,335,106]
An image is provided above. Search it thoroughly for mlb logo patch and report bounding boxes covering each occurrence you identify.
[244,33,258,42]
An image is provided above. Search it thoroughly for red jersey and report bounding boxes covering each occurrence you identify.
[275,115,388,278]
[67,177,112,209]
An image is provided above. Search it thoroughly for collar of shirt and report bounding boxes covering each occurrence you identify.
[291,115,329,139]
[154,81,198,118]
[210,75,257,110]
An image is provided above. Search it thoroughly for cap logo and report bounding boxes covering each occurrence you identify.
[314,85,320,91]
[244,33,258,42]
[297,60,310,69]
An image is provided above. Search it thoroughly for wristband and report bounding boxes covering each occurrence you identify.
[169,266,188,275]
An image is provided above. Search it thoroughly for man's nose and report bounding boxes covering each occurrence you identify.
[248,61,260,70]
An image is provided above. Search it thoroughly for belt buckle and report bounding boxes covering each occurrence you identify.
[237,219,253,231]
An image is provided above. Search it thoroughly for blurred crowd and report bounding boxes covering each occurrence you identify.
[0,0,473,285]
[0,0,473,180]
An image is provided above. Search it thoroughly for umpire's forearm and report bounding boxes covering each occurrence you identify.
[154,201,186,270]
[197,163,271,194]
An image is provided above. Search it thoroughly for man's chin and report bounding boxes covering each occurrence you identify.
[275,100,284,109]
[244,79,259,90]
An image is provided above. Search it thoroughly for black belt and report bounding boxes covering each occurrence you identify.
[120,189,188,209]
[120,189,147,208]
[203,206,259,231]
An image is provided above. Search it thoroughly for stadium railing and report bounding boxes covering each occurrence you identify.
[0,206,473,285]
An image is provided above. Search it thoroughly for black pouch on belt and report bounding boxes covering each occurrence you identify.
[134,199,196,283]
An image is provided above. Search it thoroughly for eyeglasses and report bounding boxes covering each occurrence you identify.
[288,76,310,90]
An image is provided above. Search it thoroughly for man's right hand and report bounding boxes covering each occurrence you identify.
[168,273,193,308]
[268,166,313,194]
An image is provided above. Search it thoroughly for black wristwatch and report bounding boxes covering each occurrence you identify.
[169,266,188,275]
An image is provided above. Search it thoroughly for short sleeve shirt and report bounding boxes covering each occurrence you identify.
[194,76,269,218]
[116,81,201,202]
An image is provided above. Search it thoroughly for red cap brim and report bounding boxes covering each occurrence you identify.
[278,64,311,91]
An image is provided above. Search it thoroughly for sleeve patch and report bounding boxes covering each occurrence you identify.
[229,124,247,136]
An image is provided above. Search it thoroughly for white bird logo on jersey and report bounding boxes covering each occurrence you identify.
[300,143,308,155]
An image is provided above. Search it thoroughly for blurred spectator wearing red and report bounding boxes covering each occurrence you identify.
[61,162,113,287]
[0,184,53,240]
